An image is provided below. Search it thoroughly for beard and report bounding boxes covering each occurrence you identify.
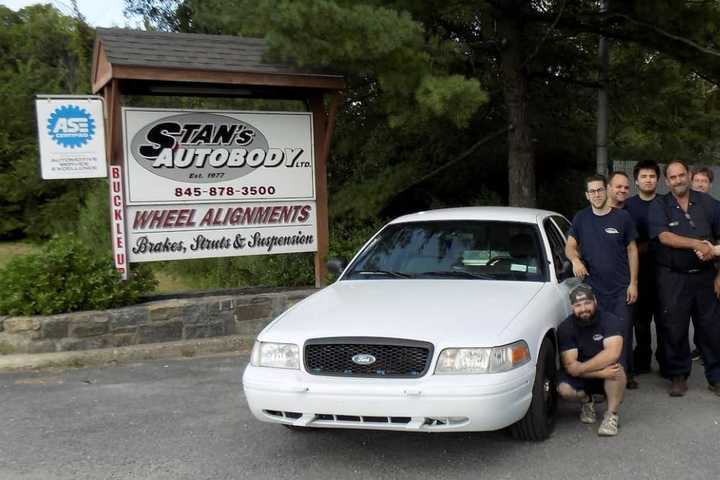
[672,183,689,196]
[575,311,596,327]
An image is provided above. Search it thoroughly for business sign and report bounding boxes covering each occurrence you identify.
[35,96,107,179]
[126,201,317,262]
[109,166,128,279]
[120,108,318,262]
[122,108,315,205]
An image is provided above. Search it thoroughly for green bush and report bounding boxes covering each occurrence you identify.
[0,235,157,315]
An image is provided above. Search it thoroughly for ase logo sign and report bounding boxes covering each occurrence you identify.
[47,105,96,148]
[35,97,107,180]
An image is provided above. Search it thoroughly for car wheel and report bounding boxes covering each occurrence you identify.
[509,337,557,441]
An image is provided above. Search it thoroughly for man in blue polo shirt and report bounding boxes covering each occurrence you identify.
[565,174,639,387]
[558,284,627,436]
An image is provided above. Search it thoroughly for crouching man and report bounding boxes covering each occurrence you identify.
[557,284,627,436]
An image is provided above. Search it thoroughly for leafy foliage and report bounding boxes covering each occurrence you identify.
[0,235,157,315]
[4,1,720,296]
[0,4,95,239]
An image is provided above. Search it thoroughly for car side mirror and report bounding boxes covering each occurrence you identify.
[327,257,348,276]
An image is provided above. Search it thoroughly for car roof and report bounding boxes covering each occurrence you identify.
[389,206,562,225]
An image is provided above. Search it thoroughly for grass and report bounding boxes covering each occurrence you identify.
[153,270,197,294]
[0,241,39,270]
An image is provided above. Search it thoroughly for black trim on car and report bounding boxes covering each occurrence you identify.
[303,337,435,379]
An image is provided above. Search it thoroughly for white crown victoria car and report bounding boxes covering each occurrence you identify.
[243,207,579,440]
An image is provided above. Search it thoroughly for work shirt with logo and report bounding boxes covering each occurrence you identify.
[648,190,720,272]
[558,309,626,369]
[568,207,638,297]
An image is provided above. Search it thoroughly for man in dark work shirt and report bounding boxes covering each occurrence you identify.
[648,160,720,397]
[558,284,627,436]
[565,174,639,387]
[624,160,664,375]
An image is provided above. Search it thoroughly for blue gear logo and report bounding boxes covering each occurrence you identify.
[47,105,96,148]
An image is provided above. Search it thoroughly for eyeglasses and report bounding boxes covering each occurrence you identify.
[587,188,606,196]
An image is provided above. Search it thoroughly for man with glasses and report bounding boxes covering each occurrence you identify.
[565,174,639,388]
[648,160,720,397]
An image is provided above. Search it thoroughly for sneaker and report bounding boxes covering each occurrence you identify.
[580,400,597,424]
[598,411,619,436]
[692,349,701,361]
[670,376,688,397]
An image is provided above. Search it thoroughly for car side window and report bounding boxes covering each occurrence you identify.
[543,219,570,281]
[551,215,571,239]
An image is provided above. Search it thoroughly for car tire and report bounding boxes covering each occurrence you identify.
[509,337,557,441]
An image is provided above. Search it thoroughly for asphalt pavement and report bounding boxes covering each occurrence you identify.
[0,354,718,480]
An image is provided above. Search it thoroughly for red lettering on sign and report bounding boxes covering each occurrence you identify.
[109,166,128,280]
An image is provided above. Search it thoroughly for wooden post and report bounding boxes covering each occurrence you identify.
[309,94,329,287]
[103,79,130,279]
[104,79,123,168]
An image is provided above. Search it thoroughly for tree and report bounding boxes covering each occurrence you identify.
[0,4,96,239]
[120,0,720,213]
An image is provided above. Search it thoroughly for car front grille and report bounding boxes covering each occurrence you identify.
[304,337,433,378]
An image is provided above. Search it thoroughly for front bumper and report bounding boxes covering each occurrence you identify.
[242,363,535,432]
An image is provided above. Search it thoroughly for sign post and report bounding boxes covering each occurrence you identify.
[92,28,344,286]
[109,166,128,279]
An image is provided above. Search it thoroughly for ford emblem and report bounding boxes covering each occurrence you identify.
[351,353,376,366]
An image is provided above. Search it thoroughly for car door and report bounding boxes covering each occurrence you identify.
[549,215,571,240]
[542,217,578,318]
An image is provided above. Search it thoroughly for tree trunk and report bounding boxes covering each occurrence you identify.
[497,8,536,207]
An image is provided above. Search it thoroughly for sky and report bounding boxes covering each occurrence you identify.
[0,0,133,27]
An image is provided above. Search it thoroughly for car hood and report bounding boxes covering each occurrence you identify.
[263,280,545,346]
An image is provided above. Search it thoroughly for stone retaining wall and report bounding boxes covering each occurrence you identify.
[0,288,316,355]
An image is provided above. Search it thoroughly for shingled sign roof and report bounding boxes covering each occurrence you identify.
[92,28,344,93]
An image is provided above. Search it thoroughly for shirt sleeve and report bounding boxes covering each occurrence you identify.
[647,196,669,239]
[602,312,625,340]
[557,318,578,353]
[567,212,581,240]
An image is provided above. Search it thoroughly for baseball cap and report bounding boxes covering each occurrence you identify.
[569,283,595,304]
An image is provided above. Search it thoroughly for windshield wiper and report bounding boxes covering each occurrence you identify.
[416,270,494,280]
[351,270,412,279]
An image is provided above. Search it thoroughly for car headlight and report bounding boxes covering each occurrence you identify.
[250,342,300,369]
[434,340,531,374]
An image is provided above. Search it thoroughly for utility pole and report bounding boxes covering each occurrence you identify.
[596,0,610,176]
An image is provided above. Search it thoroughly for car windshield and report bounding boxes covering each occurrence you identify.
[344,220,547,282]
